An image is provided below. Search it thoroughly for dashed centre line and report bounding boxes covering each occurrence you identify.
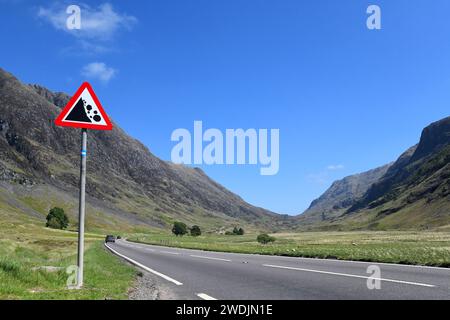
[190,255,231,262]
[197,293,217,300]
[161,251,180,255]
[263,264,437,288]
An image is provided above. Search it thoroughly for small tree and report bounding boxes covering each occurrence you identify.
[46,207,69,230]
[237,227,245,235]
[172,221,188,237]
[190,225,201,237]
[46,216,62,229]
[257,233,275,245]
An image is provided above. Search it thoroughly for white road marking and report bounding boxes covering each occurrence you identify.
[197,293,217,300]
[123,240,450,272]
[190,255,231,262]
[161,251,180,255]
[263,264,436,288]
[105,244,183,286]
[123,242,151,251]
[272,255,450,271]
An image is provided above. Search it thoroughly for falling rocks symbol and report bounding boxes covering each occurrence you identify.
[66,98,104,123]
[65,99,91,122]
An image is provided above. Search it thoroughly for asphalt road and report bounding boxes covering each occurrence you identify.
[105,239,450,300]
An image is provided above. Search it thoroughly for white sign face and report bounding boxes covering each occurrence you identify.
[55,82,113,130]
[62,88,108,126]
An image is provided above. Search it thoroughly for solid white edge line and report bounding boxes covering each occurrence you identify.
[190,255,231,262]
[104,243,183,286]
[197,293,217,300]
[263,264,436,288]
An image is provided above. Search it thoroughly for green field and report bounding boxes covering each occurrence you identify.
[129,231,450,267]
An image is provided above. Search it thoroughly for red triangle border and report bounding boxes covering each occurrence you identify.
[55,82,113,131]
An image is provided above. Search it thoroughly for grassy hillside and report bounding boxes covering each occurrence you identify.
[0,180,236,234]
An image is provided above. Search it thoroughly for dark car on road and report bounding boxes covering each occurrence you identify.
[105,235,116,243]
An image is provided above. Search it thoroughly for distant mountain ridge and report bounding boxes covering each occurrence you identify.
[298,116,450,230]
[298,164,391,225]
[348,117,450,216]
[0,68,286,231]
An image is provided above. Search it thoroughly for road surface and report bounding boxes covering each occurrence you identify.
[105,239,450,300]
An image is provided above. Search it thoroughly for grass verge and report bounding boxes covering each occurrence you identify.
[0,215,137,299]
[0,241,137,299]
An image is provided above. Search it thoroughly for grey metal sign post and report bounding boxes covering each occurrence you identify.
[77,128,87,288]
[54,82,113,289]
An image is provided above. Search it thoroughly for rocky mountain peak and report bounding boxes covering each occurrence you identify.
[411,116,450,161]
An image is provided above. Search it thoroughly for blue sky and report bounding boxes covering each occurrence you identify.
[1,0,450,214]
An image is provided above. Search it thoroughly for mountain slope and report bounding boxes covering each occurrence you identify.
[344,117,450,228]
[297,116,450,230]
[0,68,282,232]
[298,164,391,225]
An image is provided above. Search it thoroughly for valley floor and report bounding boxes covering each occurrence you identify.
[2,218,450,300]
[128,231,450,267]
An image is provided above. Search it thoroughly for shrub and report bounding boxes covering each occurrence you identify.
[172,221,188,237]
[190,225,201,237]
[230,227,245,235]
[257,233,275,244]
[46,207,69,230]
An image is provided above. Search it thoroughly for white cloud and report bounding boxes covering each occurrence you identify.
[307,164,346,186]
[327,164,345,171]
[81,62,116,84]
[37,3,137,41]
[307,172,329,186]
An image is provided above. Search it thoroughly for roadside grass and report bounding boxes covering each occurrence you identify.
[0,242,136,299]
[0,210,136,299]
[128,231,450,267]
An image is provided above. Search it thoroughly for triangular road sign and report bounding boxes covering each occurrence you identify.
[55,82,113,130]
